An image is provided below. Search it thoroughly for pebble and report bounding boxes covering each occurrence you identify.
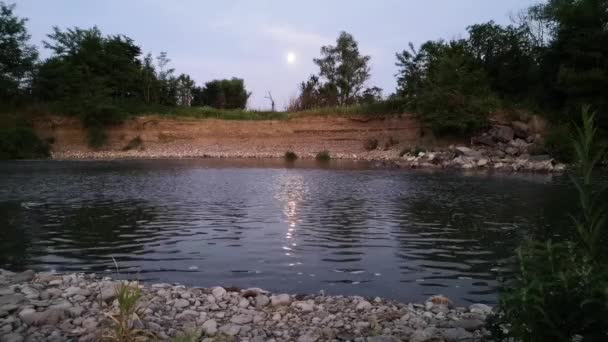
[0,269,493,342]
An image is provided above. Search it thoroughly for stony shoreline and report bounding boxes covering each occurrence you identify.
[0,269,494,342]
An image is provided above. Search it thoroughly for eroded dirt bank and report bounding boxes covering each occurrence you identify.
[33,115,425,160]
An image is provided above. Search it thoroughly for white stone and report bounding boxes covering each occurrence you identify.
[270,294,291,307]
[230,314,253,324]
[211,287,226,300]
[174,299,190,308]
[355,300,372,311]
[201,319,217,336]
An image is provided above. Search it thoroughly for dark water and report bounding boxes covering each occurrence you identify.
[0,159,575,304]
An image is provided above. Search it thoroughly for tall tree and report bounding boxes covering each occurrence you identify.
[313,31,371,105]
[0,1,38,100]
[199,78,250,109]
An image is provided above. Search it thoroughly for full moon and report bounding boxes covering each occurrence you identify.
[286,51,296,64]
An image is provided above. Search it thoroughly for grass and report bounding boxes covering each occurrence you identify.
[103,281,151,342]
[284,151,298,161]
[295,97,409,118]
[315,150,331,161]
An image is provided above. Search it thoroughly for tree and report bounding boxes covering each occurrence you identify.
[395,40,496,135]
[34,26,143,103]
[175,73,195,106]
[532,0,608,127]
[313,31,371,105]
[199,78,250,109]
[358,86,383,104]
[0,1,38,100]
[467,21,540,100]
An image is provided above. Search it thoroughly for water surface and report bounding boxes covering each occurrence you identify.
[0,159,574,304]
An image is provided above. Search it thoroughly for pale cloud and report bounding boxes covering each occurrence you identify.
[261,25,332,48]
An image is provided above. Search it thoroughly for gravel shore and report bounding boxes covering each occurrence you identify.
[0,269,494,341]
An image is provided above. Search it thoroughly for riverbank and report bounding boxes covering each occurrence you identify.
[31,114,568,173]
[0,269,493,342]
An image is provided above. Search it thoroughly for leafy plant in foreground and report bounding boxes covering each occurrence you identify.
[103,281,150,342]
[495,107,608,342]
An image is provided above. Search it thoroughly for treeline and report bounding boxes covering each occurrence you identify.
[291,0,608,141]
[0,1,252,153]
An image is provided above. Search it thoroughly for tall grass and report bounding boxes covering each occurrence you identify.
[494,107,608,341]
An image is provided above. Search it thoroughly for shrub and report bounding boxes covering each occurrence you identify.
[87,123,107,149]
[495,108,608,341]
[363,138,379,151]
[122,136,143,151]
[384,136,399,150]
[284,151,298,161]
[315,150,330,161]
[0,126,50,159]
[544,124,574,162]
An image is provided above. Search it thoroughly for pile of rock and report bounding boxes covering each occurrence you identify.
[0,269,495,342]
[398,121,566,173]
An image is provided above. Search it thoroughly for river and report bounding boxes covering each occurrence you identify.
[0,159,574,305]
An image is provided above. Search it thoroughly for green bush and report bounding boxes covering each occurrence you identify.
[315,150,330,161]
[87,123,107,148]
[363,138,379,151]
[0,126,50,159]
[544,125,574,162]
[495,109,608,341]
[284,151,298,161]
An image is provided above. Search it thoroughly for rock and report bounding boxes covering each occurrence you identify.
[469,303,493,315]
[294,301,315,312]
[99,283,117,302]
[356,300,372,311]
[174,299,189,309]
[509,138,528,148]
[471,135,495,147]
[512,121,529,138]
[493,125,514,143]
[454,146,483,159]
[238,298,249,308]
[0,333,23,342]
[219,324,240,336]
[441,327,473,341]
[201,319,217,336]
[211,286,226,300]
[505,147,519,156]
[477,159,489,167]
[81,317,97,330]
[10,270,35,283]
[255,294,270,308]
[529,154,552,161]
[64,286,90,297]
[230,314,253,324]
[297,330,320,342]
[176,309,199,321]
[453,318,485,331]
[19,308,67,326]
[0,294,26,307]
[270,294,291,307]
[410,328,435,342]
[367,336,400,342]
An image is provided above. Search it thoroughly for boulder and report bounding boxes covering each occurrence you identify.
[454,146,483,159]
[471,134,495,147]
[211,287,226,300]
[201,319,217,336]
[19,308,67,326]
[270,294,291,307]
[493,125,514,143]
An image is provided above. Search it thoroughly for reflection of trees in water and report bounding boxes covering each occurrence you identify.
[0,200,161,271]
[0,202,46,270]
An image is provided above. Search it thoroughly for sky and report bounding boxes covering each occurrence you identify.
[14,0,537,109]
